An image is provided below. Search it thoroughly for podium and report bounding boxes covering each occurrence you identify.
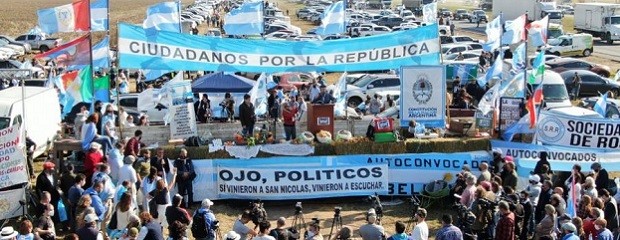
[307,104,334,135]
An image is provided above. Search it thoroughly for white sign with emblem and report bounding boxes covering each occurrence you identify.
[399,65,446,128]
[537,110,620,151]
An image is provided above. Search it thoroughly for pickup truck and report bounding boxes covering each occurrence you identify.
[15,34,61,52]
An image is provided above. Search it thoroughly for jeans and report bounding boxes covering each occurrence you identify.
[284,125,296,140]
[93,135,113,155]
[242,124,255,136]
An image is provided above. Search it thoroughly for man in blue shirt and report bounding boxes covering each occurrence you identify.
[83,181,106,221]
[68,173,86,230]
[193,199,218,240]
[436,214,463,240]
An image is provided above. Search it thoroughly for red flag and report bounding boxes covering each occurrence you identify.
[35,34,91,69]
[526,87,544,129]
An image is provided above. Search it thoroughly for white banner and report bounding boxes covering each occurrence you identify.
[400,65,446,128]
[168,81,197,139]
[0,126,28,188]
[537,111,620,151]
[0,188,25,220]
[215,164,389,199]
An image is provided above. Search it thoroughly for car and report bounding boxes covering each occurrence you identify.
[441,10,453,18]
[374,16,405,28]
[205,29,222,37]
[444,51,481,61]
[528,54,561,67]
[116,93,168,125]
[560,70,620,98]
[345,74,400,107]
[0,60,45,78]
[469,10,488,23]
[580,97,620,119]
[0,36,31,53]
[454,9,470,20]
[321,35,351,40]
[441,44,474,55]
[546,58,611,77]
[350,26,391,37]
[15,34,61,52]
[273,72,319,91]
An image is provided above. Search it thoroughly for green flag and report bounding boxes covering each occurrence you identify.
[529,51,545,84]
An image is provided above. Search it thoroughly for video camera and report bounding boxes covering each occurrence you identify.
[249,199,268,226]
[295,202,303,214]
[334,207,342,216]
[212,220,220,230]
[311,217,320,225]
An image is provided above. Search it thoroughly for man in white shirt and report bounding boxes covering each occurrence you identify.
[410,208,429,240]
[233,210,258,240]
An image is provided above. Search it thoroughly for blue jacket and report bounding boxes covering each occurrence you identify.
[84,187,106,220]
[562,233,580,240]
[598,229,614,240]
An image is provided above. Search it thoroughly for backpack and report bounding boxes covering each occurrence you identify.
[191,211,211,238]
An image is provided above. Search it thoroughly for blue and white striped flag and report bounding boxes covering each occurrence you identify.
[478,55,503,87]
[511,42,526,72]
[315,1,345,36]
[144,69,169,81]
[454,64,475,83]
[594,93,608,117]
[92,36,110,69]
[143,2,181,33]
[91,0,109,31]
[250,73,268,116]
[223,1,264,35]
[484,15,502,52]
[333,72,348,117]
[502,114,534,141]
[422,1,437,23]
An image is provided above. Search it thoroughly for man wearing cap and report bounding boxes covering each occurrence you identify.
[526,175,542,207]
[410,208,429,240]
[35,162,61,221]
[239,94,257,136]
[84,142,104,182]
[591,162,609,191]
[359,211,385,240]
[225,231,241,240]
[561,223,580,240]
[0,226,18,240]
[311,84,335,104]
[76,213,103,240]
[192,198,217,240]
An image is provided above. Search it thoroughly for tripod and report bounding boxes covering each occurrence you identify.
[406,195,420,232]
[292,210,306,231]
[328,212,343,240]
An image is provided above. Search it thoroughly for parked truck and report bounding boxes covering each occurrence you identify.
[14,34,61,52]
[574,3,620,44]
[493,0,562,23]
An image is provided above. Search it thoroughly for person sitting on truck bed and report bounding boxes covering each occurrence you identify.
[81,114,113,155]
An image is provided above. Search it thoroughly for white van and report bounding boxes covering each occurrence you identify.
[524,71,572,109]
[0,87,61,158]
[543,33,594,57]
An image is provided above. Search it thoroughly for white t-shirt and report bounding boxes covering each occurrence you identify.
[118,164,138,185]
[252,234,276,240]
[233,220,252,240]
[409,221,428,240]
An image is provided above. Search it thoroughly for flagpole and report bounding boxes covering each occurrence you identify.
[88,0,95,111]
[177,0,182,32]
[524,11,529,96]
[499,12,504,59]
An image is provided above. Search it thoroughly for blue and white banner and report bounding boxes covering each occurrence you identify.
[536,110,618,151]
[92,36,110,69]
[491,140,620,173]
[191,151,491,200]
[223,1,264,35]
[400,65,446,128]
[118,23,440,73]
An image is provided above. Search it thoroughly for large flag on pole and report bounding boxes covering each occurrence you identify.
[55,66,94,115]
[37,0,91,34]
[478,55,503,87]
[250,73,268,116]
[484,15,502,52]
[35,34,91,69]
[512,42,526,72]
[526,85,543,128]
[92,36,110,69]
[91,0,109,31]
[528,16,549,47]
[315,1,345,36]
[333,72,348,117]
[594,93,608,117]
[422,1,437,23]
[508,14,527,44]
[223,1,264,35]
[143,2,181,32]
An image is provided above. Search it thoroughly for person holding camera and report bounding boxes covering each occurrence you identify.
[191,199,217,240]
[410,208,428,240]
[234,210,259,240]
[358,211,384,240]
[253,221,276,240]
[330,226,352,240]
[306,223,323,240]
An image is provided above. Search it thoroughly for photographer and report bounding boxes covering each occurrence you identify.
[191,199,217,240]
[306,223,323,240]
[410,208,428,240]
[269,217,297,240]
[234,211,258,240]
[330,226,352,240]
[470,187,493,239]
[253,221,276,240]
[358,211,385,240]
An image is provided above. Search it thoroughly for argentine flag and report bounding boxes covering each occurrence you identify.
[92,36,110,70]
[594,93,608,117]
[91,0,109,31]
[143,2,181,33]
[315,1,345,36]
[250,73,269,116]
[484,15,502,52]
[478,55,502,87]
[333,72,348,117]
[422,1,437,23]
[224,1,264,35]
